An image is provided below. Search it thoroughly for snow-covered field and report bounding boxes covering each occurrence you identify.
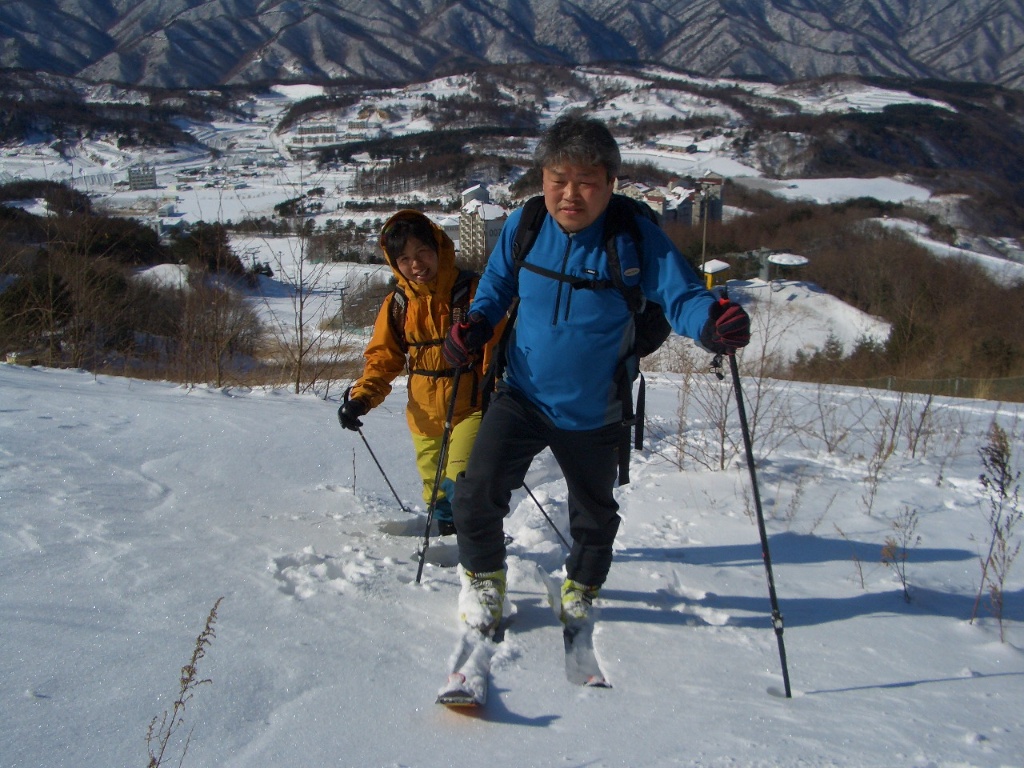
[2,359,1022,767]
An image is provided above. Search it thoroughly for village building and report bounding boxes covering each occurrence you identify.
[458,184,507,264]
[127,164,158,191]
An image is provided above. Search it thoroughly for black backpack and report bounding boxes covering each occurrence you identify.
[388,268,481,401]
[490,193,674,484]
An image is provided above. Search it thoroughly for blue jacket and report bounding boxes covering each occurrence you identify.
[470,203,717,430]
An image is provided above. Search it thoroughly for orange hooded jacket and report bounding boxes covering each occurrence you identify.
[348,210,502,438]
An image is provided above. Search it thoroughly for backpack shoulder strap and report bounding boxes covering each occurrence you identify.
[450,268,477,324]
[388,269,478,351]
[603,194,648,314]
[604,195,671,484]
[604,195,672,358]
[512,196,548,264]
[386,286,409,351]
[482,200,546,413]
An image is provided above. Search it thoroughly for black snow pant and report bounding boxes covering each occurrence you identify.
[453,387,622,588]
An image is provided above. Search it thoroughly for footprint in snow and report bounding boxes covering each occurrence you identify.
[272,546,379,600]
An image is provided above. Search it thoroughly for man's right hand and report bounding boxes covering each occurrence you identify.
[442,312,493,367]
[337,399,367,431]
[700,299,751,354]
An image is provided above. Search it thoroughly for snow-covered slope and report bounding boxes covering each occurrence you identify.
[1,356,1022,767]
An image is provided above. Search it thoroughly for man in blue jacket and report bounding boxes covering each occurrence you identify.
[442,113,751,633]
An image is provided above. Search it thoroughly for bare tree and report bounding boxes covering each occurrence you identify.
[237,164,363,396]
[859,389,906,516]
[731,290,797,461]
[971,419,1023,641]
[796,383,870,455]
[902,392,937,459]
[643,339,738,472]
[258,235,360,395]
[175,274,261,387]
[882,506,921,603]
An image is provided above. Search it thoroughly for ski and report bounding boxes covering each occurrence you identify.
[435,624,503,708]
[537,565,612,688]
[564,619,611,688]
[436,673,482,706]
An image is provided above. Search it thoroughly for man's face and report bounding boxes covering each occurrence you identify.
[542,162,615,233]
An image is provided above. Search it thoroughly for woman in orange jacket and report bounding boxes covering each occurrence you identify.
[337,210,500,535]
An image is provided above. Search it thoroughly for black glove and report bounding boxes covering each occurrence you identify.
[442,312,493,367]
[337,398,367,431]
[700,299,751,354]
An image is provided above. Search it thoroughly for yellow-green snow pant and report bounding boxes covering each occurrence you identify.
[411,410,482,524]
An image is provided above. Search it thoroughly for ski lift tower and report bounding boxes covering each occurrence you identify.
[697,173,724,277]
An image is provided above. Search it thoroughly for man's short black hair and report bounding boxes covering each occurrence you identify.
[534,113,621,181]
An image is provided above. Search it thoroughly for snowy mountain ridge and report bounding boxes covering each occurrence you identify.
[1,0,1022,90]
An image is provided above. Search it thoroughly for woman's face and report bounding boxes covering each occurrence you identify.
[394,237,439,284]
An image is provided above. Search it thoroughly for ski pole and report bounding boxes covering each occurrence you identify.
[721,351,793,698]
[523,482,571,551]
[356,427,413,514]
[416,367,463,584]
